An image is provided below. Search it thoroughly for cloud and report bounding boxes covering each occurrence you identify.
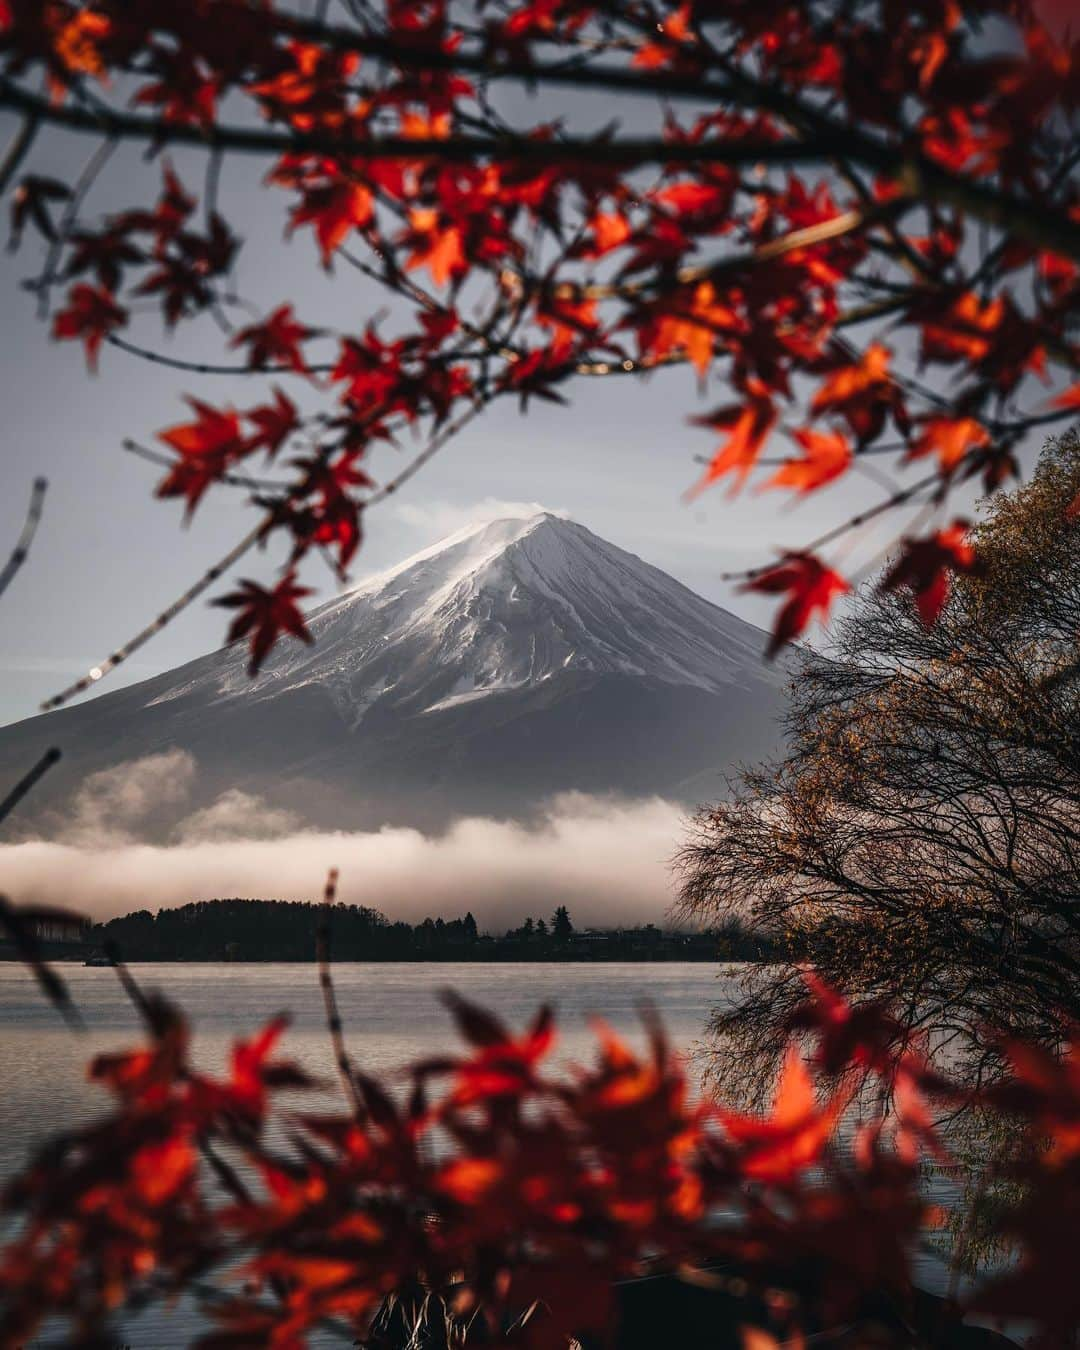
[0,792,687,930]
[173,789,302,844]
[58,749,197,847]
[390,497,570,542]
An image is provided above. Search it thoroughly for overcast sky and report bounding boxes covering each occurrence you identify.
[0,69,1063,728]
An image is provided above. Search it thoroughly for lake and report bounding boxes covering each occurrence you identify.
[0,961,968,1347]
[0,961,738,1347]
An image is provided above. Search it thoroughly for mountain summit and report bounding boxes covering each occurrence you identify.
[0,513,789,834]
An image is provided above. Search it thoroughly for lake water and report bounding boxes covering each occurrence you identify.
[0,961,738,1347]
[0,961,734,1162]
[0,962,971,1347]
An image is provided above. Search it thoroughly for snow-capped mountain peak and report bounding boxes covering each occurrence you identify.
[0,513,789,834]
[179,512,781,723]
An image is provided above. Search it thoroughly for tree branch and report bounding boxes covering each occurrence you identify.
[0,477,47,601]
[3,77,1078,261]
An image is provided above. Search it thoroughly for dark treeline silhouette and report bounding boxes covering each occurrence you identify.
[90,899,782,964]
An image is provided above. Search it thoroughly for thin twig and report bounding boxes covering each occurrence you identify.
[0,113,38,196]
[316,867,363,1115]
[0,746,61,829]
[0,476,47,600]
[40,515,271,711]
[720,470,943,581]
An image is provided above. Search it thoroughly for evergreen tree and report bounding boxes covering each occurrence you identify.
[462,912,478,941]
[552,906,573,942]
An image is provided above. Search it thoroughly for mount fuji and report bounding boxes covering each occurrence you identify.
[0,512,790,836]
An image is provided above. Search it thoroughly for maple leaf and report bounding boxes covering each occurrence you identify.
[134,256,212,328]
[213,572,315,674]
[918,291,1004,366]
[811,342,905,445]
[715,1043,849,1181]
[743,552,850,658]
[987,1038,1080,1163]
[404,208,467,288]
[791,974,906,1076]
[156,399,247,516]
[645,281,741,376]
[288,180,373,267]
[159,399,245,460]
[880,521,981,626]
[246,388,300,459]
[762,427,852,493]
[230,304,322,374]
[51,284,128,370]
[64,226,143,292]
[687,385,777,496]
[577,209,632,258]
[907,416,991,474]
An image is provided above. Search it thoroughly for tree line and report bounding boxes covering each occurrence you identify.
[91,898,781,964]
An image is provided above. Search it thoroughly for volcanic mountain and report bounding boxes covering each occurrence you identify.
[0,513,790,835]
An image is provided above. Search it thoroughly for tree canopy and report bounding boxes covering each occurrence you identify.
[678,431,1080,1098]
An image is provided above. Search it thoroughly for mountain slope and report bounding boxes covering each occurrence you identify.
[0,513,790,835]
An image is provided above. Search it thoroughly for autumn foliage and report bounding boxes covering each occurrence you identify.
[1,942,1078,1348]
[0,1,1078,698]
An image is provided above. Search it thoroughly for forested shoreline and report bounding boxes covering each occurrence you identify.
[87,897,782,964]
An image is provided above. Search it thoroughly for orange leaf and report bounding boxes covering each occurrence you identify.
[762,427,852,493]
[908,416,991,473]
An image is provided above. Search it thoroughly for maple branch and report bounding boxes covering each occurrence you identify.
[121,438,289,492]
[3,78,1078,261]
[365,393,496,507]
[0,111,38,196]
[316,868,364,1117]
[0,476,46,601]
[584,199,911,300]
[0,746,61,830]
[40,516,272,711]
[718,470,944,582]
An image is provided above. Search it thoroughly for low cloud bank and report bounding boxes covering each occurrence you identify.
[1,790,687,929]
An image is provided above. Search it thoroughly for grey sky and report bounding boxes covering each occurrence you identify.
[0,87,1063,728]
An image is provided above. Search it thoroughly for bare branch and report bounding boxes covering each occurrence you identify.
[0,476,47,601]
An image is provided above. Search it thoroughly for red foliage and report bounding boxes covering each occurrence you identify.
[1,960,1076,1347]
[1,1,1077,684]
[881,520,982,627]
[213,572,314,674]
[742,553,851,658]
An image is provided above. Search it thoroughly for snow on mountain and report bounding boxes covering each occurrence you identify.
[0,512,790,836]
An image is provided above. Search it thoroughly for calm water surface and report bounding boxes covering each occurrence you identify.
[0,962,734,1162]
[0,962,735,1347]
[0,963,974,1346]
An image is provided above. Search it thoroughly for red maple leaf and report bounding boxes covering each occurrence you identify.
[742,552,850,658]
[246,388,300,459]
[230,304,322,374]
[156,399,248,516]
[810,342,906,445]
[287,180,373,267]
[880,521,981,626]
[51,284,128,370]
[403,208,467,288]
[906,416,991,474]
[213,572,315,674]
[714,1043,849,1181]
[762,427,852,493]
[687,385,777,496]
